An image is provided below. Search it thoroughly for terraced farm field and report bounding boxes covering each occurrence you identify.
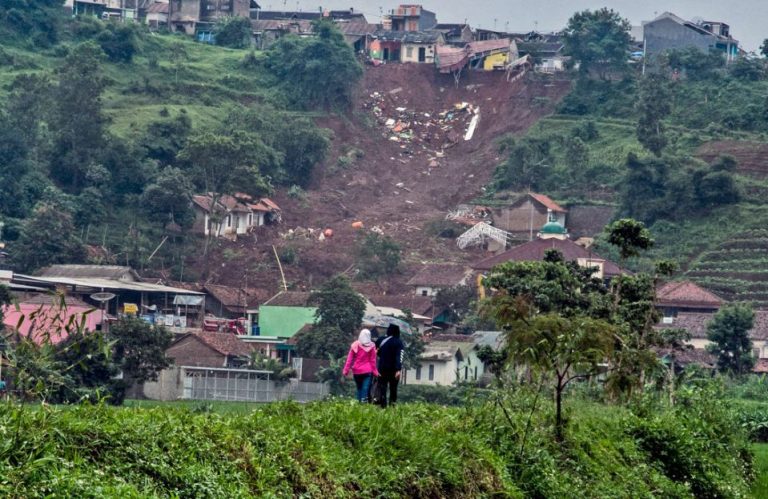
[686,229,768,306]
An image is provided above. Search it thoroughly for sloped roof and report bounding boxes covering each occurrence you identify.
[656,281,723,309]
[468,38,512,54]
[368,294,434,317]
[21,293,91,308]
[204,284,269,312]
[251,198,281,212]
[428,333,474,343]
[472,330,504,350]
[656,346,716,368]
[37,265,137,281]
[192,194,251,213]
[527,193,567,213]
[177,331,254,358]
[254,10,321,20]
[647,11,736,42]
[406,264,470,287]
[661,311,768,341]
[419,342,463,361]
[436,45,469,72]
[146,2,168,14]
[373,30,442,44]
[473,237,622,275]
[516,41,565,56]
[262,291,313,307]
[335,21,378,36]
[251,18,313,32]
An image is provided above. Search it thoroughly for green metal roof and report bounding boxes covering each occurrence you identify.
[258,305,317,338]
[540,220,566,234]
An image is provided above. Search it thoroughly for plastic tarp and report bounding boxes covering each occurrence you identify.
[173,295,204,306]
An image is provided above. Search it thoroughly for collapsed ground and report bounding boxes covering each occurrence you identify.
[206,65,570,292]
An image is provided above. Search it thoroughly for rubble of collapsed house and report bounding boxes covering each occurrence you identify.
[445,205,512,251]
[363,88,481,171]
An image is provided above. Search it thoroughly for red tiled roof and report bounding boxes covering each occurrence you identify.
[528,193,567,213]
[251,198,281,212]
[146,2,168,14]
[656,281,723,309]
[473,237,622,275]
[192,194,251,213]
[657,311,768,341]
[182,331,254,358]
[406,264,470,287]
[204,284,269,312]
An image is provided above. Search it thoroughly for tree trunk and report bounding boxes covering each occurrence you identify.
[555,374,565,442]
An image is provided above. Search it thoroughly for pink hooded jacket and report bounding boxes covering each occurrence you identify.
[342,341,379,377]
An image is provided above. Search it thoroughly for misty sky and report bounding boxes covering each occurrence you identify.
[273,1,767,52]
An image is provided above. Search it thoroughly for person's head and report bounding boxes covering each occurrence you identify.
[358,328,372,346]
[386,324,401,338]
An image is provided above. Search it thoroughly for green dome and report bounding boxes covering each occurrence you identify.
[540,220,566,234]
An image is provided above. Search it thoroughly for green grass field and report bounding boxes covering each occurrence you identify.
[752,444,768,498]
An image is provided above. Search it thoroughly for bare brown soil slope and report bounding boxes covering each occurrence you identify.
[697,140,768,178]
[204,66,571,293]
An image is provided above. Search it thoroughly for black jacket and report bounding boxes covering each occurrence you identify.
[376,335,404,371]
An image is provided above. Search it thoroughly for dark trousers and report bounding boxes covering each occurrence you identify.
[378,369,399,407]
[353,373,373,402]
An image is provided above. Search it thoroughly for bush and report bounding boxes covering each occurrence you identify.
[214,16,252,49]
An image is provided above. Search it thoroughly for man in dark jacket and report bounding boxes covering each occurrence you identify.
[376,324,405,407]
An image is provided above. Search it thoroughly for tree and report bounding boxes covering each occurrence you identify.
[0,284,11,328]
[12,202,85,273]
[49,42,107,191]
[96,23,139,63]
[214,16,252,49]
[604,218,654,261]
[140,111,193,167]
[169,42,189,85]
[294,325,350,360]
[762,39,768,58]
[141,167,194,227]
[664,47,725,81]
[636,74,672,156]
[264,20,362,109]
[354,232,401,281]
[177,131,276,254]
[434,285,476,327]
[109,317,174,384]
[311,275,366,336]
[706,304,755,375]
[729,56,765,81]
[563,8,631,78]
[492,136,553,191]
[52,329,123,404]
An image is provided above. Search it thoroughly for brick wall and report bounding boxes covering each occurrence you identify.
[167,337,226,367]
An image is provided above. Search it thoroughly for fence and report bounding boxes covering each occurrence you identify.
[143,366,329,403]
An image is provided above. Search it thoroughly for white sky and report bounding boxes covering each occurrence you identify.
[273,1,767,52]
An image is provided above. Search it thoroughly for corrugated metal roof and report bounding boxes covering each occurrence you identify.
[17,274,204,295]
[38,265,138,280]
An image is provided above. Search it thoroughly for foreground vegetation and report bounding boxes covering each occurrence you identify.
[0,384,756,498]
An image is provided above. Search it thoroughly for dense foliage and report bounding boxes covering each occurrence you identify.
[0,14,339,275]
[0,389,753,497]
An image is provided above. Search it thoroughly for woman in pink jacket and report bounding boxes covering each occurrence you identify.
[342,329,379,402]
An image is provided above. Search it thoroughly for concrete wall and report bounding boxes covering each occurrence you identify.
[644,17,718,60]
[142,366,330,402]
[401,43,436,63]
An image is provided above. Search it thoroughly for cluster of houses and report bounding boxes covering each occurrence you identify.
[62,1,744,75]
[3,189,765,403]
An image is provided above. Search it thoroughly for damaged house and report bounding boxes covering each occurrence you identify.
[191,193,281,239]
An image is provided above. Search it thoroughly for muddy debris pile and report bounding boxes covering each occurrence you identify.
[364,88,480,170]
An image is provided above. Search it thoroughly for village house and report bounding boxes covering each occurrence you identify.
[168,0,258,38]
[11,265,204,329]
[64,0,138,20]
[643,12,739,64]
[370,30,444,64]
[386,4,436,32]
[203,283,269,319]
[433,23,473,46]
[473,231,623,282]
[403,333,493,386]
[166,330,255,368]
[191,193,280,239]
[144,1,169,29]
[516,39,567,73]
[406,263,471,297]
[493,192,568,240]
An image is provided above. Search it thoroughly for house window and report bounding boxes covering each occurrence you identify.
[421,289,428,297]
[428,364,434,381]
[474,366,478,379]
[226,215,231,227]
[464,366,468,380]
[415,366,421,380]
[248,214,253,226]
[406,46,413,58]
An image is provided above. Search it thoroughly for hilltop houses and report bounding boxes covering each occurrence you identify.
[191,193,281,239]
[643,12,740,63]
